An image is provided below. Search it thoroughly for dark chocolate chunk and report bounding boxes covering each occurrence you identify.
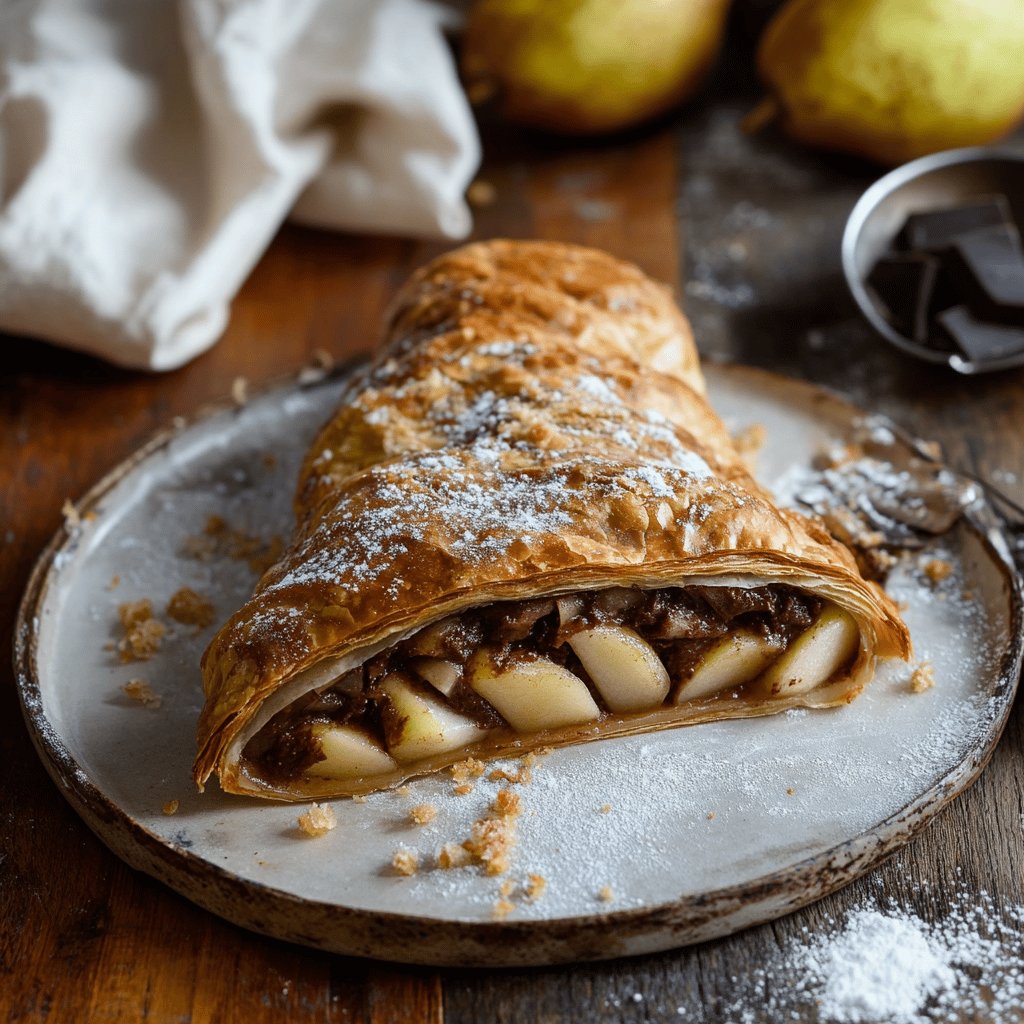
[867,253,940,341]
[935,304,1024,363]
[946,223,1024,324]
[897,195,1016,251]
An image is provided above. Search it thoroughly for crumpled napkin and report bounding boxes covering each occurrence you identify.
[0,0,480,370]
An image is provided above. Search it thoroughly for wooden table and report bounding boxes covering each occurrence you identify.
[4,41,1024,1024]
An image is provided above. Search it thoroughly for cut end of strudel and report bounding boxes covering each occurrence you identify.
[194,240,910,800]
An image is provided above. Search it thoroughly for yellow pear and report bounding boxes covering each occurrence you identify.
[462,0,731,136]
[755,0,1024,165]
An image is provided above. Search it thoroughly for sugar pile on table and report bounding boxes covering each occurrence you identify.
[716,884,1024,1024]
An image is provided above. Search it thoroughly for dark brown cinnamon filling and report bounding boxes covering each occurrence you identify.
[244,584,822,784]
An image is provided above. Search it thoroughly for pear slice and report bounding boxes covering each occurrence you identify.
[757,607,860,698]
[306,724,398,780]
[674,630,781,703]
[569,625,670,712]
[467,652,600,733]
[410,656,461,697]
[380,674,489,763]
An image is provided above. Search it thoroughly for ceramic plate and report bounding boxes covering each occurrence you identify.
[15,364,1023,966]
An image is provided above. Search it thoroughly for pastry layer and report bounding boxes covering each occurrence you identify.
[194,240,911,800]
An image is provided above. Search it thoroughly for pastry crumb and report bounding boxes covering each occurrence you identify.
[786,787,796,797]
[525,874,547,902]
[450,757,486,783]
[61,498,81,529]
[181,515,282,576]
[122,678,161,708]
[492,789,522,819]
[392,849,419,876]
[488,753,537,786]
[409,803,437,825]
[599,803,612,814]
[162,799,179,815]
[117,600,166,663]
[231,376,249,406]
[166,587,216,630]
[297,803,336,837]
[923,558,954,584]
[438,842,472,869]
[467,179,497,206]
[352,794,368,804]
[453,783,475,796]
[598,885,615,903]
[499,879,516,899]
[706,811,716,820]
[396,784,411,797]
[910,662,936,693]
[463,816,516,876]
[492,898,515,920]
[108,574,121,590]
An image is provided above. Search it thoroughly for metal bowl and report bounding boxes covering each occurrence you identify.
[842,147,1024,374]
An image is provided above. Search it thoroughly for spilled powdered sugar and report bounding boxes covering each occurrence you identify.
[708,881,1024,1023]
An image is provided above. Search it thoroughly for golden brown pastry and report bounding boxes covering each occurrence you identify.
[194,240,910,800]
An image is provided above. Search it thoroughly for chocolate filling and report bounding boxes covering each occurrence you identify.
[245,584,826,785]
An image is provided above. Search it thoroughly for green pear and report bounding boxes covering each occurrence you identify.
[462,0,731,135]
[755,0,1024,165]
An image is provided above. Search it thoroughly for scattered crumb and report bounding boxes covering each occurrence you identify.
[962,589,975,602]
[525,874,547,902]
[923,558,954,584]
[392,849,419,876]
[453,783,475,796]
[733,423,767,470]
[231,376,249,406]
[122,678,162,708]
[706,811,716,820]
[535,746,553,757]
[599,803,612,814]
[499,879,516,899]
[262,453,277,470]
[598,885,615,903]
[488,753,538,785]
[911,662,936,693]
[492,789,522,819]
[181,515,283,576]
[467,179,497,206]
[352,794,368,804]
[116,599,167,662]
[438,842,472,869]
[165,587,216,630]
[108,575,121,590]
[786,787,796,797]
[61,498,81,529]
[463,816,517,876]
[450,758,486,783]
[162,799,179,815]
[396,784,411,797]
[297,803,337,837]
[409,803,437,825]
[492,898,515,920]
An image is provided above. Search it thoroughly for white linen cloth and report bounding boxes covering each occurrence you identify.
[0,0,479,370]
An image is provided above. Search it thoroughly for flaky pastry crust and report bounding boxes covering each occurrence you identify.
[194,240,910,798]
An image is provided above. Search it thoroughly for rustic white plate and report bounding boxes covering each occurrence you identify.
[15,364,1023,966]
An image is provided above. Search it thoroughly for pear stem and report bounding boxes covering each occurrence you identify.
[741,96,779,135]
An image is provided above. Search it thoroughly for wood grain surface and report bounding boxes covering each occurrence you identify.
[3,27,1024,1024]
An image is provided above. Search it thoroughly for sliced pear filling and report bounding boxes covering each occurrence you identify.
[243,585,862,786]
[568,625,670,712]
[467,651,601,732]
